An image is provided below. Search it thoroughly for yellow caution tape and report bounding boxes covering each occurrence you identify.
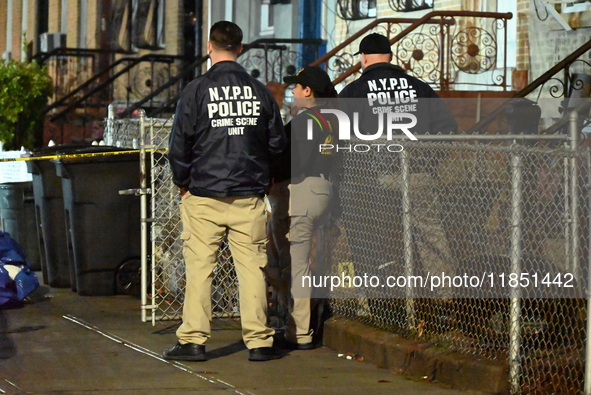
[0,148,168,162]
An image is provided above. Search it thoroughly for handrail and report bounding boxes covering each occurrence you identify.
[117,54,209,118]
[33,47,131,65]
[44,53,185,114]
[332,10,513,85]
[120,38,324,118]
[309,17,443,69]
[466,38,591,134]
[49,54,186,122]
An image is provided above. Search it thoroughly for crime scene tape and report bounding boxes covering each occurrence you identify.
[0,148,169,163]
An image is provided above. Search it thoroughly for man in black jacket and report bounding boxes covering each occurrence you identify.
[164,21,286,362]
[339,33,457,301]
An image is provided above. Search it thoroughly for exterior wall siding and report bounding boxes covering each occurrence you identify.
[0,2,6,59]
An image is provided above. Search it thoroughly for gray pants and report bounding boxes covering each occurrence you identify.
[287,176,332,344]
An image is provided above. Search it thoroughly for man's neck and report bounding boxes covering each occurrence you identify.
[210,52,238,65]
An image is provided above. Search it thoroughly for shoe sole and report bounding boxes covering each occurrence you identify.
[162,354,206,362]
[296,344,316,350]
[248,354,282,362]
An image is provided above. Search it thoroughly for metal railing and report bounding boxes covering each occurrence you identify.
[120,38,325,118]
[320,11,512,91]
[36,48,185,123]
[468,38,591,134]
[48,54,185,122]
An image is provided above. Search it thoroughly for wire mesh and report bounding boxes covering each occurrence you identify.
[106,112,240,322]
[328,138,589,394]
[146,117,240,321]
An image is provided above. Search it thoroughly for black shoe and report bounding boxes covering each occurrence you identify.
[248,347,282,361]
[162,343,206,361]
[295,342,316,350]
[276,339,316,350]
[274,335,316,350]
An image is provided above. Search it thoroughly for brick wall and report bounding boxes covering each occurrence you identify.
[516,0,529,71]
[165,1,182,55]
[48,0,60,33]
[67,0,79,48]
[0,2,6,59]
[87,0,99,48]
[13,0,22,62]
[528,1,591,90]
[437,0,462,10]
[27,0,37,57]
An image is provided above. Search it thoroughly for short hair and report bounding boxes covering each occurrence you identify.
[209,21,243,52]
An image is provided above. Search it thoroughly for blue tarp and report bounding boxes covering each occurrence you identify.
[0,231,39,305]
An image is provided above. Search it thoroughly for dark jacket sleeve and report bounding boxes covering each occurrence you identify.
[168,87,196,188]
[427,88,458,135]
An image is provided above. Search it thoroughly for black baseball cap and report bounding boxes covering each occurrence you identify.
[283,66,337,97]
[354,33,392,55]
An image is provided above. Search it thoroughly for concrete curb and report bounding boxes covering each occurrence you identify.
[323,316,510,394]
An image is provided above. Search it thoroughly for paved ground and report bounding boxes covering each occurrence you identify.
[0,285,485,394]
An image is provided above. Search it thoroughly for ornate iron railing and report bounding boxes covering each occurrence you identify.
[315,11,512,91]
[467,38,591,134]
[35,48,186,122]
[121,38,324,118]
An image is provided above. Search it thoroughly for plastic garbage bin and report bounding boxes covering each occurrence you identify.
[26,145,86,288]
[53,147,141,296]
[0,182,41,271]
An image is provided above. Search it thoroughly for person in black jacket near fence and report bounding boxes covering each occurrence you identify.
[338,33,457,302]
[164,21,286,362]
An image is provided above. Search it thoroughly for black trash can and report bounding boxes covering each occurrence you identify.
[0,182,41,271]
[26,146,86,288]
[53,147,141,296]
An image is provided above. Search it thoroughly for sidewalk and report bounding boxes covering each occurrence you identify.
[0,285,481,394]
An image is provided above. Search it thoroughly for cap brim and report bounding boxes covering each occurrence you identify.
[283,75,299,84]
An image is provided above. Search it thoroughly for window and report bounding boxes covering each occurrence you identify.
[260,3,274,36]
[388,0,433,13]
[108,0,165,52]
[337,0,377,21]
[132,0,165,49]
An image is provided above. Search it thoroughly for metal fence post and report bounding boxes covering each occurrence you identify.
[105,104,114,146]
[509,149,523,394]
[400,148,415,329]
[138,110,149,323]
[569,110,580,279]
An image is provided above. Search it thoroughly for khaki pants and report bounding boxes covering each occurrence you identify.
[288,176,332,344]
[176,195,274,349]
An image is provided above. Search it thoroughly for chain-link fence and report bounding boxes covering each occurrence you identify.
[105,109,240,323]
[142,115,240,322]
[328,133,589,394]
